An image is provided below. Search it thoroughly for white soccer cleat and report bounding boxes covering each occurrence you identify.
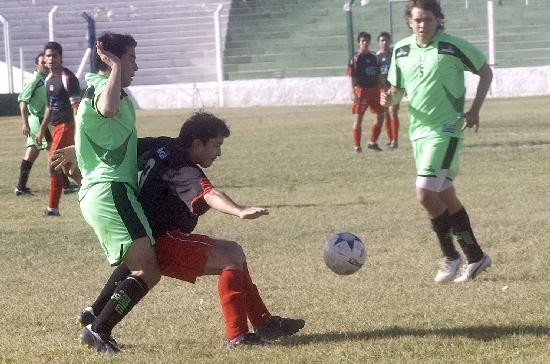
[454,254,492,283]
[434,256,463,283]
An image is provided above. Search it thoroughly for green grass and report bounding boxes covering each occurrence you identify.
[1,96,550,363]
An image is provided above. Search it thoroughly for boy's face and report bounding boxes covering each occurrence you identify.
[192,135,225,168]
[36,55,48,76]
[44,48,62,73]
[378,36,390,51]
[358,37,369,53]
[408,7,440,46]
[120,46,138,88]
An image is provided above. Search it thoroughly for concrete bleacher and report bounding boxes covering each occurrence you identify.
[0,0,231,86]
[1,0,550,90]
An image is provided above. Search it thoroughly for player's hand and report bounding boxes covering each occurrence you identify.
[51,145,77,175]
[35,130,43,146]
[96,41,120,69]
[460,110,480,132]
[238,207,269,220]
[21,123,30,137]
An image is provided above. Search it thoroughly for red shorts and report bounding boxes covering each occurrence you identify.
[155,230,212,283]
[352,86,384,115]
[49,122,75,157]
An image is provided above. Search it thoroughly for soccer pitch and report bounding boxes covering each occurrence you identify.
[1,96,550,363]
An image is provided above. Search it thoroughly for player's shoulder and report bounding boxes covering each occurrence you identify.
[62,67,78,77]
[438,31,475,48]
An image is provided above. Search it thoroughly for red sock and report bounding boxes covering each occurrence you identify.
[48,174,63,209]
[243,263,271,327]
[391,118,399,142]
[218,269,249,340]
[370,122,382,144]
[352,128,361,147]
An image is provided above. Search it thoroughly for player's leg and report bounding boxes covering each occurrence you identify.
[389,104,400,148]
[414,136,462,282]
[383,108,392,146]
[44,124,65,216]
[78,182,159,353]
[16,115,46,195]
[352,87,366,153]
[366,88,384,151]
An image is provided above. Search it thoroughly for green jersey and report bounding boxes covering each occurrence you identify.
[75,73,138,198]
[388,31,486,140]
[18,71,46,118]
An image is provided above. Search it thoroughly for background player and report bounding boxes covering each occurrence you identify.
[381,0,493,283]
[35,41,81,216]
[347,31,385,152]
[15,52,50,196]
[377,31,400,149]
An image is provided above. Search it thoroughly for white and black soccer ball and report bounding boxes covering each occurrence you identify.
[323,232,366,275]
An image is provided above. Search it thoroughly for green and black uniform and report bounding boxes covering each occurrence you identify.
[18,71,49,149]
[76,72,153,265]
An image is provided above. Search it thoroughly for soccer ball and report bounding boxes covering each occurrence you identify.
[323,232,366,275]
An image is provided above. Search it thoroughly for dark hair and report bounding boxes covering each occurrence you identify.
[405,0,445,30]
[357,32,371,43]
[378,32,391,41]
[44,41,62,56]
[178,111,230,148]
[95,32,137,71]
[34,52,44,65]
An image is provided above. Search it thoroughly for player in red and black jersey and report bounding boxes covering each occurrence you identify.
[62,112,304,349]
[347,32,385,152]
[377,32,400,149]
[35,41,81,217]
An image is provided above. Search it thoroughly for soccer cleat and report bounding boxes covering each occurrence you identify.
[15,186,33,196]
[434,256,463,283]
[254,315,305,340]
[80,324,120,354]
[224,332,265,348]
[63,182,80,194]
[42,209,60,217]
[388,141,399,149]
[353,146,362,153]
[454,254,492,283]
[367,143,382,151]
[76,307,96,327]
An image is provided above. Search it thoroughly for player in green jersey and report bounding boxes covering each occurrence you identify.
[15,53,49,195]
[74,31,160,354]
[381,0,493,283]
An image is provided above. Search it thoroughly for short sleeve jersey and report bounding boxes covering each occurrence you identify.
[75,72,139,197]
[45,67,81,125]
[347,51,380,88]
[376,49,392,89]
[137,137,213,237]
[388,31,486,140]
[18,71,46,118]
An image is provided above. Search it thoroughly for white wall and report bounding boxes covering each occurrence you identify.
[128,65,550,109]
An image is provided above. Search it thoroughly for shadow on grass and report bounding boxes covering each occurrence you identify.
[282,324,550,345]
[464,140,550,149]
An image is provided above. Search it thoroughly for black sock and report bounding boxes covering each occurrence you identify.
[450,207,484,263]
[431,210,460,259]
[92,275,149,336]
[17,159,33,190]
[90,264,131,316]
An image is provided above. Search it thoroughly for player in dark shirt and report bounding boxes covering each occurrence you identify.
[35,41,81,217]
[347,32,385,152]
[377,32,400,149]
[54,112,304,350]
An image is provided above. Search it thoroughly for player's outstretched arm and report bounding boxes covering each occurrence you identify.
[95,41,122,117]
[204,188,269,219]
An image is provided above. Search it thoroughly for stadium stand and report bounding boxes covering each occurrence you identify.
[1,0,549,87]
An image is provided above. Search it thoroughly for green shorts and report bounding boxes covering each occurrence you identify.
[25,114,50,149]
[412,135,462,191]
[79,181,154,265]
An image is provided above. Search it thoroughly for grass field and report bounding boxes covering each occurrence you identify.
[1,96,550,363]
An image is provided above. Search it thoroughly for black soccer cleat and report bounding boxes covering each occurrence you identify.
[254,315,305,340]
[15,186,33,196]
[76,307,96,327]
[80,324,120,354]
[224,332,265,348]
